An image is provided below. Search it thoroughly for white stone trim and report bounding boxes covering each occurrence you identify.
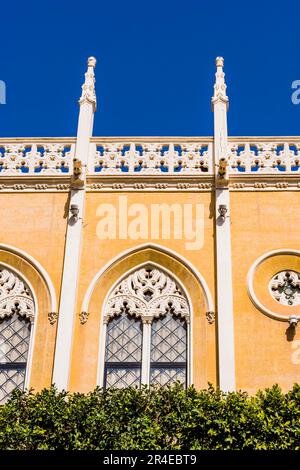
[98,321,107,388]
[96,260,194,388]
[247,249,300,322]
[215,189,236,392]
[0,244,57,313]
[52,58,96,391]
[52,189,86,390]
[212,57,236,392]
[141,322,151,385]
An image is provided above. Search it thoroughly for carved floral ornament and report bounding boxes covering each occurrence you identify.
[103,266,190,325]
[269,271,300,306]
[0,266,35,323]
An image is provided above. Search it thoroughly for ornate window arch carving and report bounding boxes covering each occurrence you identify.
[103,265,190,388]
[0,265,35,403]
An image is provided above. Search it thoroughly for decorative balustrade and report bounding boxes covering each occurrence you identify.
[1,138,300,178]
[227,141,300,174]
[89,141,213,175]
[0,142,75,175]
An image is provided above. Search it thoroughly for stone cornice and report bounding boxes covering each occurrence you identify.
[0,175,71,192]
[86,174,214,191]
[1,173,300,192]
[1,137,300,190]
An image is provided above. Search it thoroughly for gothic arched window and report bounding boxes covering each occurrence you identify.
[102,266,190,388]
[0,266,35,404]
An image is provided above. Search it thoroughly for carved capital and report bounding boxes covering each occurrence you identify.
[79,311,89,324]
[142,315,153,325]
[206,311,215,324]
[48,311,58,325]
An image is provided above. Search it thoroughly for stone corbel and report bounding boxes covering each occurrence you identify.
[71,158,85,189]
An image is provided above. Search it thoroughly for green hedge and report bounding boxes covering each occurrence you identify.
[1,383,300,450]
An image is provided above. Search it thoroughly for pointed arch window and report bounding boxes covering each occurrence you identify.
[0,266,35,404]
[101,266,190,388]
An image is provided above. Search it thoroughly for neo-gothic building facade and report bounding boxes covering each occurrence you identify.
[1,57,300,403]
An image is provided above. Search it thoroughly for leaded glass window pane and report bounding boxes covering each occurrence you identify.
[0,367,26,404]
[104,311,142,388]
[105,312,142,363]
[105,367,141,389]
[150,367,186,386]
[150,314,187,386]
[151,314,187,363]
[0,313,31,404]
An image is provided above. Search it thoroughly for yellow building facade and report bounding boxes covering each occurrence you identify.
[1,57,300,403]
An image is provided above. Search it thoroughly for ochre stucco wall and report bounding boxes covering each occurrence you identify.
[69,191,216,392]
[3,189,300,395]
[231,191,300,393]
[0,192,68,390]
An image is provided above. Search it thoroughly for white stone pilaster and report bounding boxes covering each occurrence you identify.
[212,57,236,392]
[52,57,97,390]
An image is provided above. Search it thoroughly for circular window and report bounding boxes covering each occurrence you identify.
[269,270,300,306]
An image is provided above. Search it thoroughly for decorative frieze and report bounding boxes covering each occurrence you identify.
[86,180,213,192]
[90,141,213,175]
[13,184,27,190]
[56,184,70,191]
[0,139,300,185]
[229,179,300,191]
[0,181,70,192]
[228,141,300,174]
[0,143,75,176]
[254,182,268,188]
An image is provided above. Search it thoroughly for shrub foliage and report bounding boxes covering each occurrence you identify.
[1,383,300,450]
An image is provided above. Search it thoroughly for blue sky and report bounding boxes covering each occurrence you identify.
[0,0,299,137]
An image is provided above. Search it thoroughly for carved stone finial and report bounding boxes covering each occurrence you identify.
[48,311,58,325]
[79,311,89,324]
[216,56,224,67]
[79,57,97,111]
[88,56,97,68]
[212,56,229,109]
[206,311,215,324]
